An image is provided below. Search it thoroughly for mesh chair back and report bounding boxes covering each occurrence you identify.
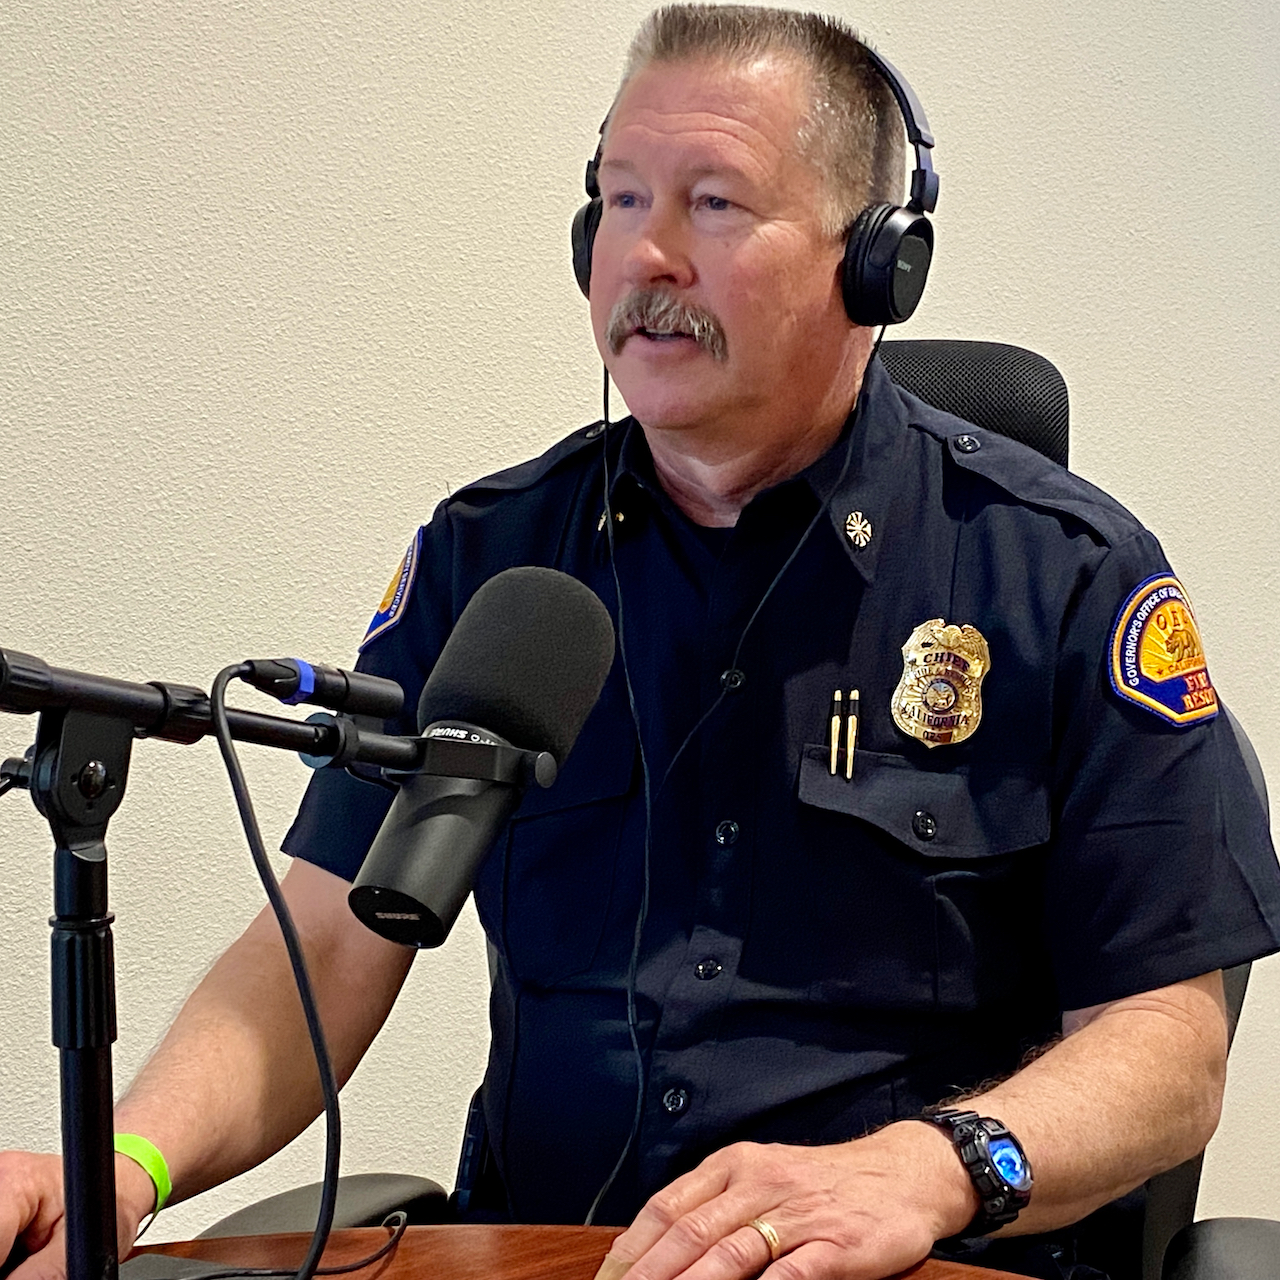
[880,338,1069,467]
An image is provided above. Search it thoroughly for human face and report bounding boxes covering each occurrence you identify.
[589,56,863,445]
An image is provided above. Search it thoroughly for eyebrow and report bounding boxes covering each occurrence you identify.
[597,157,750,183]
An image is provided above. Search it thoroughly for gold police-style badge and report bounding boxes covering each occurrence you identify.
[891,618,990,747]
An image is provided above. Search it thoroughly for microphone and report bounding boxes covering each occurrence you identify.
[348,566,616,948]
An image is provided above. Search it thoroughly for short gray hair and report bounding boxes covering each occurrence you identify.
[617,4,905,239]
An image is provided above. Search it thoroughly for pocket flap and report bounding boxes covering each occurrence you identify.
[797,745,1048,857]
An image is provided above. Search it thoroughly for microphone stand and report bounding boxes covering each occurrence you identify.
[0,648,419,1280]
[32,705,133,1280]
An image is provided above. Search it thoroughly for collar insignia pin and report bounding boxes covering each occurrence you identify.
[845,510,873,548]
[891,618,990,748]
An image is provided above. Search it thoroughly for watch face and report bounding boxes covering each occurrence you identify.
[987,1136,1032,1192]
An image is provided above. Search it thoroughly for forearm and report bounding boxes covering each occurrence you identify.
[961,969,1228,1235]
[113,861,413,1216]
[113,926,329,1210]
[831,973,1230,1247]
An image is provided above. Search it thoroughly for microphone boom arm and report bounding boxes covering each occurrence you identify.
[0,646,420,771]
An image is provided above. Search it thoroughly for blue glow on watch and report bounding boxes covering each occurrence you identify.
[989,1137,1031,1191]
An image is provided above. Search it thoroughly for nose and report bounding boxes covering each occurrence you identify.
[621,201,695,290]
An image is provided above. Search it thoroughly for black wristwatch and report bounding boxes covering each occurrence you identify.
[914,1108,1034,1237]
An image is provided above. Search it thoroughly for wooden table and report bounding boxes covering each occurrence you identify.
[137,1225,1029,1280]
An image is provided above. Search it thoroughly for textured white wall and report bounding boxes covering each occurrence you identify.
[1,0,1276,1243]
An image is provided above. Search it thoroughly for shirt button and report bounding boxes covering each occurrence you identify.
[912,810,938,841]
[715,820,740,846]
[694,957,723,981]
[720,668,745,691]
[662,1087,689,1115]
[954,434,981,454]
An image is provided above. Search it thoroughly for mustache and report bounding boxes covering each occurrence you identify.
[604,288,728,362]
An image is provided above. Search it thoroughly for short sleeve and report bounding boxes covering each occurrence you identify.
[1044,529,1280,1009]
[282,509,456,882]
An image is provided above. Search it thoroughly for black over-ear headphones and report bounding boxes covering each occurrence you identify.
[570,44,939,328]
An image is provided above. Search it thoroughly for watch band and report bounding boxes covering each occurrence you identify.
[914,1108,1033,1238]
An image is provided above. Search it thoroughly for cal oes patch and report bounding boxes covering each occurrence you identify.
[1108,574,1218,724]
[360,529,422,651]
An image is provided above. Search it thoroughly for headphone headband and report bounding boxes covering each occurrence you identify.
[858,46,938,213]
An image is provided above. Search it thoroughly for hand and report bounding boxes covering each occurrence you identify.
[0,1150,157,1280]
[599,1123,979,1280]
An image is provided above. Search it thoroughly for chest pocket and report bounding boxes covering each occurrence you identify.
[794,745,1052,1012]
[475,686,638,988]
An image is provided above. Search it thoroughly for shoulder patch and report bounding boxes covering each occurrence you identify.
[360,528,423,651]
[1108,574,1218,724]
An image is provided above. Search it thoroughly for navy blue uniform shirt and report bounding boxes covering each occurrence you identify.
[284,359,1280,1274]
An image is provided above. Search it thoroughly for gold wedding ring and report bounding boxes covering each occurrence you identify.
[592,1256,634,1280]
[747,1217,782,1262]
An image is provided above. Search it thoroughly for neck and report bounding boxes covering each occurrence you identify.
[641,413,842,526]
[641,366,869,527]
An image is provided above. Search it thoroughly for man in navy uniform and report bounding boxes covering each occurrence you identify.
[3,7,1277,1280]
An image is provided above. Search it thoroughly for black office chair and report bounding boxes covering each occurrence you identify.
[1162,1216,1280,1280]
[197,341,1265,1280]
[1156,738,1273,1280]
[880,338,1070,467]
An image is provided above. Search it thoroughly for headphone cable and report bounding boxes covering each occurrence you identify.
[582,331,884,1223]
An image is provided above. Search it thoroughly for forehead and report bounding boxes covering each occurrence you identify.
[602,55,814,179]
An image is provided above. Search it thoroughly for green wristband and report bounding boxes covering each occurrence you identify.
[114,1133,172,1214]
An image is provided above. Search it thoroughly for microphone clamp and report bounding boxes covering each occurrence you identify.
[387,721,558,790]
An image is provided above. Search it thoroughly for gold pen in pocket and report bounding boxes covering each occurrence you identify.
[845,688,859,780]
[829,689,842,776]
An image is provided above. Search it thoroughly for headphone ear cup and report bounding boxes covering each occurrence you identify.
[842,203,934,326]
[571,198,602,298]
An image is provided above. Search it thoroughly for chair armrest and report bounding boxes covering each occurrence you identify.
[196,1172,450,1238]
[1163,1217,1280,1280]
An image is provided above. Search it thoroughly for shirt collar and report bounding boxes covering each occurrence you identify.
[599,356,912,584]
[807,355,912,586]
